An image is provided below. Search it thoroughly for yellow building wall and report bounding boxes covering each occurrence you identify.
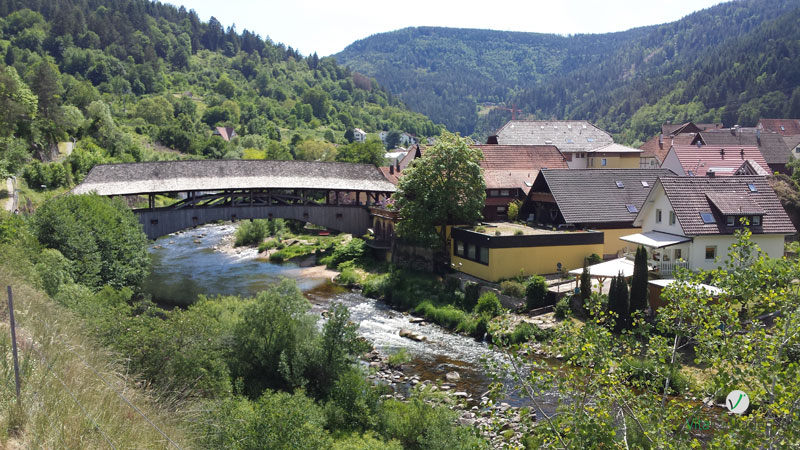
[588,154,641,169]
[599,227,642,256]
[451,242,605,282]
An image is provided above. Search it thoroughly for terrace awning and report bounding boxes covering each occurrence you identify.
[620,231,691,249]
[568,258,635,279]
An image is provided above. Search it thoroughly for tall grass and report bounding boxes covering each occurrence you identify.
[0,266,191,449]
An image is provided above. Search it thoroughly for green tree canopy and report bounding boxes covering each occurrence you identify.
[34,194,150,289]
[395,131,485,254]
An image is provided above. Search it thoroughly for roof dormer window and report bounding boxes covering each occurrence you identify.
[615,181,624,188]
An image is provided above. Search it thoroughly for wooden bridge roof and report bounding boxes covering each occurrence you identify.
[72,160,398,196]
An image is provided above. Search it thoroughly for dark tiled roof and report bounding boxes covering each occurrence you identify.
[697,129,790,165]
[378,166,400,184]
[658,176,795,236]
[533,168,675,224]
[72,160,398,196]
[705,192,764,215]
[639,134,693,162]
[489,120,613,152]
[758,119,800,136]
[670,145,770,176]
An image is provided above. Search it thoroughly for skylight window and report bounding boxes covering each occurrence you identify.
[626,204,638,213]
[587,138,595,142]
[641,181,649,187]
[700,212,716,224]
[748,183,758,192]
[615,181,624,188]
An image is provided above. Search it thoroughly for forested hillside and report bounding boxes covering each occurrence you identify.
[0,0,441,193]
[334,0,800,143]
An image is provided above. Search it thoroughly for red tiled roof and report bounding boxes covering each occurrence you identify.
[484,170,538,192]
[473,145,567,170]
[213,126,236,141]
[758,119,800,136]
[639,134,693,162]
[378,166,400,184]
[657,176,795,236]
[671,145,769,176]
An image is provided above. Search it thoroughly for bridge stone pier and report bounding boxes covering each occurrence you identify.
[71,159,397,239]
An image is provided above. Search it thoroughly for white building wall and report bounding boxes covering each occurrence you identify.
[688,234,785,271]
[660,147,685,175]
[639,186,685,236]
[565,153,588,169]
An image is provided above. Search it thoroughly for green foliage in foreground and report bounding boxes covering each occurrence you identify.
[488,228,800,448]
[33,194,149,289]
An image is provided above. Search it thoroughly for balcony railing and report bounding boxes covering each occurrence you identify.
[650,260,689,277]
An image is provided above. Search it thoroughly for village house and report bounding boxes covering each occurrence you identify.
[212,126,236,142]
[692,127,792,174]
[352,128,367,143]
[474,144,568,220]
[522,168,675,257]
[621,176,796,276]
[757,118,800,136]
[660,144,771,177]
[450,222,605,282]
[638,122,715,167]
[486,120,617,168]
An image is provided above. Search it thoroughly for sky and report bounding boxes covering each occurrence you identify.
[164,0,726,57]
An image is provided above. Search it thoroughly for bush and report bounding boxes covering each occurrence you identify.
[586,253,602,265]
[554,297,571,319]
[235,219,270,247]
[474,292,502,317]
[623,357,692,395]
[325,369,383,433]
[258,238,279,252]
[525,275,549,310]
[362,273,390,299]
[413,301,469,330]
[326,238,367,268]
[504,322,553,345]
[35,248,73,296]
[332,433,402,450]
[337,267,360,286]
[34,194,149,289]
[269,251,285,263]
[500,280,526,298]
[462,282,480,311]
[387,348,411,367]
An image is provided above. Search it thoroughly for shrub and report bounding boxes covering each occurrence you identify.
[413,301,469,330]
[362,273,389,299]
[514,229,523,236]
[525,275,549,310]
[34,194,149,289]
[337,267,360,286]
[475,292,502,317]
[234,219,270,247]
[471,315,488,341]
[35,248,73,296]
[387,348,411,367]
[623,357,692,395]
[269,251,285,263]
[500,280,526,298]
[326,238,367,268]
[586,253,602,265]
[379,395,485,450]
[474,225,486,233]
[505,322,553,345]
[325,369,383,433]
[258,238,279,252]
[554,297,571,319]
[507,199,522,222]
[462,281,480,311]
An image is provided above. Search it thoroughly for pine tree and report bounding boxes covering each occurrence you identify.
[629,246,649,316]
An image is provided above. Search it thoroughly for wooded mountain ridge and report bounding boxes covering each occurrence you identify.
[334,0,800,144]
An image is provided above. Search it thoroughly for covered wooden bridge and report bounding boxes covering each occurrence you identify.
[71,160,397,239]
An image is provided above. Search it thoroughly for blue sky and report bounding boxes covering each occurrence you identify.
[165,0,726,57]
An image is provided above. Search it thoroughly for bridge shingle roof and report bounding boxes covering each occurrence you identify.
[72,160,398,196]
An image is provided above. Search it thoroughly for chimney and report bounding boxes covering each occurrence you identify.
[720,148,725,158]
[658,134,663,148]
[740,148,745,159]
[396,157,401,173]
[389,165,394,175]
[756,128,761,145]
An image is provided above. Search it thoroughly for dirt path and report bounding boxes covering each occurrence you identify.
[4,178,14,212]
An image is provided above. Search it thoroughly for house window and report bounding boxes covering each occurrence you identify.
[467,244,476,260]
[700,212,716,224]
[615,181,624,188]
[662,251,671,262]
[500,189,510,196]
[748,183,758,192]
[674,248,682,260]
[669,211,676,225]
[752,215,761,226]
[641,181,649,187]
[496,206,506,215]
[489,190,499,197]
[656,209,662,223]
[705,246,717,260]
[601,158,607,166]
[727,216,735,227]
[479,247,489,264]
[626,204,638,213]
[455,241,464,256]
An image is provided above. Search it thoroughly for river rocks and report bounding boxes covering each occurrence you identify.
[409,317,426,324]
[399,329,427,342]
[445,371,461,382]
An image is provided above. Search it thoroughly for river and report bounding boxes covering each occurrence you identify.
[142,223,560,414]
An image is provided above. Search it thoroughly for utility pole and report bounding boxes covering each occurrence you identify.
[7,286,21,404]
